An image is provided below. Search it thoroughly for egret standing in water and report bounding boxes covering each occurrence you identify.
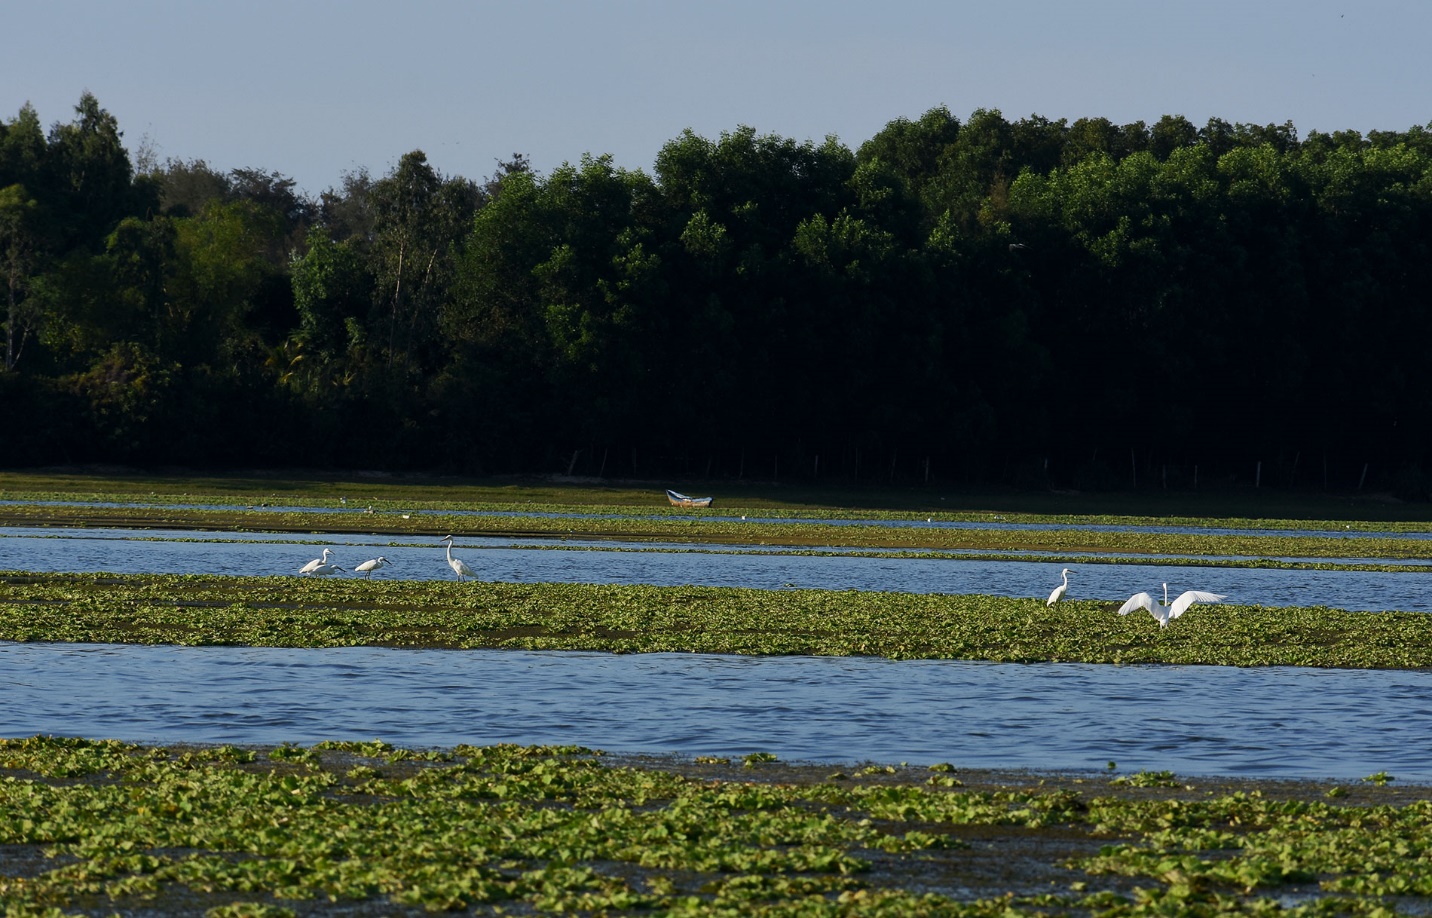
[1118,583,1226,628]
[299,548,335,575]
[354,556,391,579]
[309,561,345,577]
[1047,568,1073,606]
[441,535,475,581]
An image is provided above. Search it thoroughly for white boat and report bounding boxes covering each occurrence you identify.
[666,489,713,508]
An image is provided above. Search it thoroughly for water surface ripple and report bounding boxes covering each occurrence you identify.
[2,527,1428,611]
[2,643,1427,781]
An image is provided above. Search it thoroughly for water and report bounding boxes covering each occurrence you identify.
[6,519,1431,780]
[1,642,1426,781]
[3,526,1430,612]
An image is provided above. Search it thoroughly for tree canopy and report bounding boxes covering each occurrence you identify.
[4,96,1431,495]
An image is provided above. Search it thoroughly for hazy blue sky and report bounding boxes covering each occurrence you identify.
[5,0,1428,195]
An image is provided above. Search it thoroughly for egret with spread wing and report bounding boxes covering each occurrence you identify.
[1118,583,1226,627]
[1047,568,1073,606]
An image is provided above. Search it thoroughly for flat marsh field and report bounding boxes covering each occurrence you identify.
[4,470,1432,915]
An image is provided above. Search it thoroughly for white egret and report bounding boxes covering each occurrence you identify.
[1046,568,1073,606]
[441,535,475,581]
[1118,583,1226,628]
[310,562,346,577]
[298,548,335,575]
[354,556,391,579]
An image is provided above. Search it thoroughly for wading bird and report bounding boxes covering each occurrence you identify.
[1047,568,1073,606]
[441,535,475,581]
[354,556,391,579]
[1118,583,1226,628]
[309,562,346,577]
[298,548,335,575]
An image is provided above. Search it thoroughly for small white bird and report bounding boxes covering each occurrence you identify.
[354,556,391,579]
[441,535,475,581]
[1118,583,1226,628]
[309,562,346,577]
[298,548,335,575]
[1047,568,1073,606]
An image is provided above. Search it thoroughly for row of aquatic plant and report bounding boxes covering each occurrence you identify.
[0,735,1427,916]
[4,571,1432,668]
[5,501,1432,558]
[5,470,1432,529]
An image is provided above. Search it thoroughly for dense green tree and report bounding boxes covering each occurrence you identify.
[0,104,47,184]
[1,106,53,371]
[168,199,288,365]
[0,183,41,369]
[4,94,1432,488]
[1149,114,1199,160]
[45,93,153,251]
[369,150,478,376]
[856,106,962,196]
[1062,116,1145,165]
[291,225,370,358]
[318,169,376,245]
[152,158,232,217]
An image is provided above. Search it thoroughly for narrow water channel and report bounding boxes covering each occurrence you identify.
[3,642,1427,781]
[2,527,1428,611]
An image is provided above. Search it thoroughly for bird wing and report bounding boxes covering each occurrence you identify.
[1117,593,1154,616]
[1047,584,1067,605]
[1168,591,1226,620]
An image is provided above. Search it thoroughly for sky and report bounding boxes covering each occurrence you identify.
[5,0,1430,197]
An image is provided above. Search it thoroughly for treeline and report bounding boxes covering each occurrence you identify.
[3,94,1431,493]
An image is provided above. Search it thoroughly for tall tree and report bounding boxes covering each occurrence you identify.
[1,105,52,371]
[0,184,40,369]
[152,158,231,218]
[46,93,151,252]
[368,150,478,374]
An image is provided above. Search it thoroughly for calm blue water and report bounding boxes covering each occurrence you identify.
[1,642,1426,781]
[6,517,1432,779]
[2,526,1429,612]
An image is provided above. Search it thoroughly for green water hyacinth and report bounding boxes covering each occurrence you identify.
[5,490,1432,560]
[2,737,1431,915]
[5,571,1432,668]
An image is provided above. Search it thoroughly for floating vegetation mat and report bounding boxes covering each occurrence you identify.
[5,501,1432,559]
[1,736,1429,916]
[5,572,1432,668]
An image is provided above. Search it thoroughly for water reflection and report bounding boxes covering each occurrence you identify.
[2,527,1429,612]
[2,642,1427,781]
